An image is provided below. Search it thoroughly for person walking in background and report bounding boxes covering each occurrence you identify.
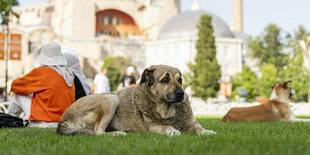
[7,42,75,127]
[185,84,195,101]
[93,68,110,94]
[118,66,136,90]
[64,53,91,101]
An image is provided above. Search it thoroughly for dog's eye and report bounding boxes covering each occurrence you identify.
[178,78,182,84]
[161,77,170,84]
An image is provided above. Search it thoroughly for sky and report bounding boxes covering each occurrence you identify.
[181,0,310,36]
[18,0,310,37]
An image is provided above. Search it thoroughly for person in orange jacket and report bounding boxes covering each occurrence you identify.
[8,42,75,127]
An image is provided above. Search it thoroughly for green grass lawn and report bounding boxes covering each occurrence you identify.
[1,117,310,155]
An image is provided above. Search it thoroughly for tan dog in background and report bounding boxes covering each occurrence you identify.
[222,81,310,122]
[56,65,216,136]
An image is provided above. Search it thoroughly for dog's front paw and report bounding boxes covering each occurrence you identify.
[165,127,181,136]
[198,129,216,135]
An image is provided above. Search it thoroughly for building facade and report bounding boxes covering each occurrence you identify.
[1,0,246,98]
[145,10,243,82]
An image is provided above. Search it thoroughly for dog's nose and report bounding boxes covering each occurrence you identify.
[175,90,184,98]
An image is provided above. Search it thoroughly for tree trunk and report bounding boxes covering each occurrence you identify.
[307,38,310,103]
[299,37,310,103]
[308,53,310,103]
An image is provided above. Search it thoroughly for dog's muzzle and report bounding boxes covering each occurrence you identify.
[174,90,185,102]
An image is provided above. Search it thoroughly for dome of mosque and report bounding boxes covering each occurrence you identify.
[158,10,235,40]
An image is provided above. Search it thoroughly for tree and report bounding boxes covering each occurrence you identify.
[281,26,309,102]
[0,0,19,101]
[249,24,287,80]
[280,49,309,102]
[296,26,310,102]
[232,65,259,102]
[101,56,134,91]
[188,14,221,100]
[0,0,19,24]
[259,64,277,98]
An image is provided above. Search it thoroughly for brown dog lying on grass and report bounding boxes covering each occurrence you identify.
[56,65,216,136]
[222,81,310,122]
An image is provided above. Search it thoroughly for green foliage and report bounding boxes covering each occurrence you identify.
[189,14,221,100]
[249,24,287,71]
[259,64,277,98]
[0,0,19,24]
[182,71,193,88]
[1,118,310,155]
[294,25,307,40]
[280,50,309,102]
[276,26,310,102]
[102,56,133,91]
[279,26,309,102]
[232,65,259,102]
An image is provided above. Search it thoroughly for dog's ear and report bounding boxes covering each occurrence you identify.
[271,84,276,89]
[140,66,155,86]
[283,80,292,88]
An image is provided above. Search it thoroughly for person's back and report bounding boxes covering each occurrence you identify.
[118,66,136,90]
[93,68,110,94]
[12,66,74,122]
[8,42,75,126]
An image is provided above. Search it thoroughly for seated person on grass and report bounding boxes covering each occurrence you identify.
[7,42,75,127]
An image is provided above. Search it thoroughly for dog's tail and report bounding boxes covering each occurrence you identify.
[56,123,95,136]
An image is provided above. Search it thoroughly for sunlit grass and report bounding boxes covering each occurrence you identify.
[1,117,310,155]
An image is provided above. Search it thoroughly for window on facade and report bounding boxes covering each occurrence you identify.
[116,31,120,37]
[125,21,129,26]
[100,15,104,24]
[108,13,113,25]
[116,17,120,25]
[108,30,113,36]
[100,29,104,34]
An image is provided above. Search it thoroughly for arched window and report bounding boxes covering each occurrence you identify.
[108,30,113,36]
[108,13,113,25]
[116,17,120,25]
[100,15,104,24]
[96,9,141,38]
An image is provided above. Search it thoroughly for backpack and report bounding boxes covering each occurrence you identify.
[0,113,26,128]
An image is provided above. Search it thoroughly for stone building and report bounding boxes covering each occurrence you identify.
[145,1,243,82]
[0,0,247,98]
[0,0,180,95]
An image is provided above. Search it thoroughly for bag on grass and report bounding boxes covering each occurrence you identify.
[0,112,25,128]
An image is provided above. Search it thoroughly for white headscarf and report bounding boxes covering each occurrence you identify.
[46,65,74,87]
[34,42,74,87]
[63,53,91,95]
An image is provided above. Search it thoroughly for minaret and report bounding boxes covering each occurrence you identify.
[232,0,243,32]
[190,0,200,11]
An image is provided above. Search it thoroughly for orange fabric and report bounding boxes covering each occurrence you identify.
[11,66,75,122]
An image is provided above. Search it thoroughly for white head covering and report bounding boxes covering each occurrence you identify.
[33,42,67,65]
[64,53,91,95]
[33,42,74,87]
[126,66,135,74]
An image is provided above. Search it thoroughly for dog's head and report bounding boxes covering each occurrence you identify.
[140,65,185,103]
[271,80,294,100]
